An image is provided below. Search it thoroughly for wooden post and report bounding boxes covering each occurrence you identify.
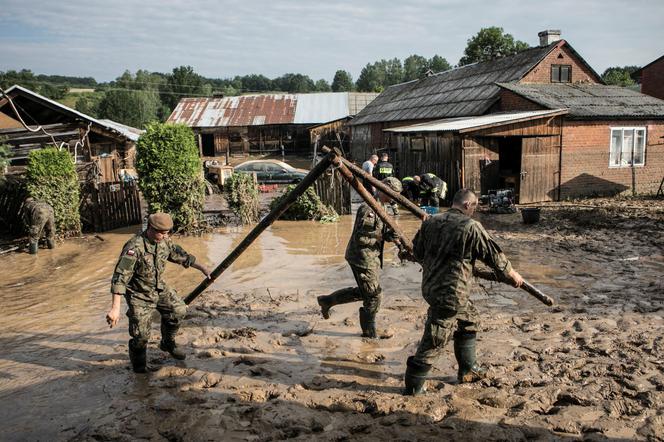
[324,146,554,307]
[183,151,336,305]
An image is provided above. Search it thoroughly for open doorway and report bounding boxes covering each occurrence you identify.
[201,134,215,157]
[498,137,522,195]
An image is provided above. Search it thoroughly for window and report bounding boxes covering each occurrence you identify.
[410,137,425,152]
[551,64,571,83]
[609,127,646,167]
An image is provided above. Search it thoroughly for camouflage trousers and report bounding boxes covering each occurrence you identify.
[28,207,55,244]
[325,264,383,314]
[125,287,187,348]
[412,301,480,366]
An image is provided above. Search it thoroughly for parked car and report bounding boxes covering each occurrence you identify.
[233,160,308,184]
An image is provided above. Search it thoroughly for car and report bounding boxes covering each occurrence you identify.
[233,159,308,184]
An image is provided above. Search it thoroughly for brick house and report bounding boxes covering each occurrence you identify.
[350,30,664,202]
[632,55,664,101]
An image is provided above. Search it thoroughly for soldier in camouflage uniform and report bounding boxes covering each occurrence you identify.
[317,177,403,338]
[105,212,211,373]
[403,189,523,394]
[23,197,56,254]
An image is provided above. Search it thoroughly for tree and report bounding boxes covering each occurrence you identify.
[136,123,205,233]
[331,70,354,92]
[602,66,639,87]
[383,58,404,86]
[273,73,316,93]
[161,65,207,110]
[75,92,105,118]
[429,55,452,74]
[459,27,530,66]
[98,89,161,129]
[356,63,385,92]
[315,79,331,92]
[403,55,429,81]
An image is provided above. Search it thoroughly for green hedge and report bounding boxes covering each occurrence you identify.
[136,123,205,233]
[270,185,338,222]
[26,148,81,236]
[225,173,260,224]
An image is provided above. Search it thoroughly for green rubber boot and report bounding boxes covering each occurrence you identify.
[128,339,147,373]
[28,242,38,255]
[403,356,432,396]
[317,288,360,319]
[454,332,487,383]
[358,307,377,338]
[46,238,55,249]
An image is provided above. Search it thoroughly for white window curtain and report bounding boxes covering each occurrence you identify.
[609,128,646,167]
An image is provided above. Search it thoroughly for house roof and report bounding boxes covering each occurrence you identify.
[497,83,664,119]
[384,109,568,133]
[167,92,379,128]
[350,41,568,126]
[631,54,664,81]
[0,85,142,141]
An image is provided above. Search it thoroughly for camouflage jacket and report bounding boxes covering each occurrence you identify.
[413,208,513,310]
[111,232,196,302]
[345,203,394,270]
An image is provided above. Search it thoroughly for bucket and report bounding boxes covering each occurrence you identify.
[521,207,541,224]
[420,206,438,215]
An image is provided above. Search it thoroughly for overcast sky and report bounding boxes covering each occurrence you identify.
[1,0,662,82]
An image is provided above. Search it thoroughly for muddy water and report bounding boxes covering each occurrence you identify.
[1,207,662,440]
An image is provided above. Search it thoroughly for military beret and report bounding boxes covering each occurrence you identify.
[148,212,173,231]
[382,177,403,193]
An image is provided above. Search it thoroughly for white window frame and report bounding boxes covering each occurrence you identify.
[609,127,646,168]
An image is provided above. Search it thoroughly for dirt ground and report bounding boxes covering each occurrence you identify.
[1,196,662,441]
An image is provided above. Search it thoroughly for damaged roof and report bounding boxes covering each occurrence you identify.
[167,92,379,128]
[497,83,664,119]
[350,41,563,126]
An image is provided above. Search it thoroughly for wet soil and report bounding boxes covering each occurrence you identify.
[1,197,663,441]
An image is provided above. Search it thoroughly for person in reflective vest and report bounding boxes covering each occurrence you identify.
[415,173,447,208]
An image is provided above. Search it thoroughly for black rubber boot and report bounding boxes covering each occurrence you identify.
[28,242,38,255]
[128,339,147,373]
[358,307,377,338]
[454,332,487,383]
[159,340,186,360]
[403,356,432,396]
[46,239,55,249]
[317,288,360,319]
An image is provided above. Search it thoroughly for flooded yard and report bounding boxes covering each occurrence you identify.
[1,199,663,441]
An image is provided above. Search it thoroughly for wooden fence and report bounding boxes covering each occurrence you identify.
[80,181,142,232]
[314,168,351,215]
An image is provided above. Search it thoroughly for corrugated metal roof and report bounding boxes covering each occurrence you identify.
[497,83,664,119]
[2,85,142,141]
[350,42,563,126]
[385,109,568,133]
[167,92,378,127]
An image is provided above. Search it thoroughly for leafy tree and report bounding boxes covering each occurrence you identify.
[429,55,452,74]
[273,73,316,93]
[403,55,430,81]
[98,89,161,128]
[602,66,639,87]
[315,79,331,92]
[74,92,105,118]
[26,148,81,236]
[356,63,385,92]
[383,58,404,86]
[459,27,530,66]
[135,123,205,233]
[161,65,207,110]
[331,70,354,92]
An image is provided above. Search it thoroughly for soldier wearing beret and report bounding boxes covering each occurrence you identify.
[317,177,403,338]
[105,212,211,373]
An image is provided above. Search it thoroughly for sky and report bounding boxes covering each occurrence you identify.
[0,0,662,83]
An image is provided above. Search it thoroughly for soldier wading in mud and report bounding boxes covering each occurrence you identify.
[317,177,403,338]
[403,189,523,394]
[105,213,211,373]
[23,197,56,254]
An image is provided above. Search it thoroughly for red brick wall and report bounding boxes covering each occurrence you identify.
[497,90,547,111]
[641,58,664,101]
[560,120,664,198]
[521,43,601,84]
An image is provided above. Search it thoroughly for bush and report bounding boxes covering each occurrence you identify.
[26,148,81,236]
[136,123,205,233]
[270,184,338,222]
[0,138,10,176]
[225,173,260,224]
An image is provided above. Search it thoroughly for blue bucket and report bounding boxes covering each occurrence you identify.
[420,206,438,215]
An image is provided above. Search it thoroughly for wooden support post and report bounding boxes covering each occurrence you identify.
[183,151,336,305]
[324,146,554,307]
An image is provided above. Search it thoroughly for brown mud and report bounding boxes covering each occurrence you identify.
[1,197,663,441]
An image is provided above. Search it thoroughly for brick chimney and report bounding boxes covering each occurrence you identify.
[538,30,561,47]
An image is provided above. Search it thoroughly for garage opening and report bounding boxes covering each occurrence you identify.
[498,137,522,193]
